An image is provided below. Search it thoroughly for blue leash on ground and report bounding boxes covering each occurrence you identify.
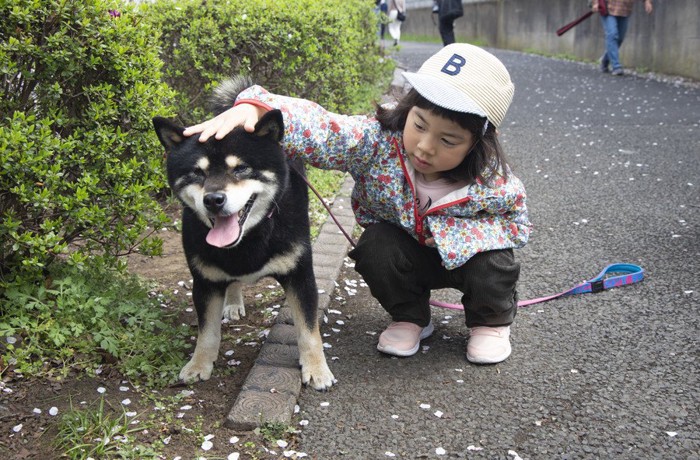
[430,263,645,310]
[300,171,645,310]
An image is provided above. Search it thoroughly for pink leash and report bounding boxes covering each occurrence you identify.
[300,171,645,310]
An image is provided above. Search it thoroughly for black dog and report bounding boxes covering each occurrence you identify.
[152,79,334,390]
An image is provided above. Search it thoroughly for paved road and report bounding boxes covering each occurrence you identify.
[293,42,699,459]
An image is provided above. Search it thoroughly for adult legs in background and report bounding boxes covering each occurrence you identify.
[438,16,456,46]
[601,15,630,73]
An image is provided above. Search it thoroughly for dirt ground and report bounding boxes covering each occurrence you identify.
[0,202,300,459]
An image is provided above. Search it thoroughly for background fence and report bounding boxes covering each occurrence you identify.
[404,0,700,80]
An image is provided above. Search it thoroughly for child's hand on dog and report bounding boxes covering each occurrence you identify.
[183,103,266,142]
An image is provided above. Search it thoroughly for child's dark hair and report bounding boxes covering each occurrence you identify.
[375,89,509,185]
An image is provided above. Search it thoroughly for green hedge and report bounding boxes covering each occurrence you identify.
[0,0,176,286]
[143,0,393,123]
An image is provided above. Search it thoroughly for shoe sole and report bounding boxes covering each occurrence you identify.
[466,346,512,364]
[377,322,434,357]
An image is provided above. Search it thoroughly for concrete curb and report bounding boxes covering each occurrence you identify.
[226,175,356,430]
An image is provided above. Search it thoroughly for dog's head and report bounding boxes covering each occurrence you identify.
[153,110,287,248]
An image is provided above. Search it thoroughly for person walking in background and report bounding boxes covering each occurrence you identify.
[595,0,653,75]
[435,0,464,46]
[387,0,406,47]
[183,44,530,365]
[375,0,388,43]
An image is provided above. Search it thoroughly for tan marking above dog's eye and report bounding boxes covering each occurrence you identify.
[196,157,210,171]
[225,155,242,169]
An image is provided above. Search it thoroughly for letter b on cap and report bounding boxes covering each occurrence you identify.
[441,54,466,76]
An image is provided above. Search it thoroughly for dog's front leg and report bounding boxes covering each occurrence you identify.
[180,281,224,383]
[282,274,335,391]
[222,281,245,320]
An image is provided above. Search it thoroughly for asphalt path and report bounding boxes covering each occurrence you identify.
[294,42,699,459]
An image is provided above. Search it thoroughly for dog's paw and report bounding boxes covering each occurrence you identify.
[222,303,245,321]
[179,359,214,383]
[302,363,336,391]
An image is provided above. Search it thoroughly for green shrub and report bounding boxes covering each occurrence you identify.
[0,261,190,387]
[0,0,177,287]
[143,0,394,123]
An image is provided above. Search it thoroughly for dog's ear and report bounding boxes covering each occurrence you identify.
[152,117,186,149]
[253,110,284,142]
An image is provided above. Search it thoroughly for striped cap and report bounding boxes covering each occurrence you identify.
[403,44,514,128]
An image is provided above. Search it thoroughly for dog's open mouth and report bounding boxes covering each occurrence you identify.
[205,194,257,248]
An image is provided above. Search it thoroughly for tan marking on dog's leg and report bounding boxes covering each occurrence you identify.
[287,292,335,391]
[222,282,245,320]
[179,293,224,383]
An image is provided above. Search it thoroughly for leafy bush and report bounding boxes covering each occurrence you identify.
[0,261,190,387]
[0,0,176,287]
[143,0,394,123]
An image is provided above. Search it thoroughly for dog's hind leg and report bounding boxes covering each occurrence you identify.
[280,269,335,391]
[180,281,224,383]
[222,282,245,320]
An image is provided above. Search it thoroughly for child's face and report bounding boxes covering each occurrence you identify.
[403,107,474,182]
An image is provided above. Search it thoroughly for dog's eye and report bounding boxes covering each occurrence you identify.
[192,167,206,177]
[232,165,250,175]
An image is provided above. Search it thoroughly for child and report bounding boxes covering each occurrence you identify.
[183,44,531,364]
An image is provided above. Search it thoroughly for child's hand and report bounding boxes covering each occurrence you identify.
[183,104,265,142]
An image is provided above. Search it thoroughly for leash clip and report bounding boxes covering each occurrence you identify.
[590,279,605,293]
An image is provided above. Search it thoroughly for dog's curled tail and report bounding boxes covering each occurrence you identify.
[209,76,255,115]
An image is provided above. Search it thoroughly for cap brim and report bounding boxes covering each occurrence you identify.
[402,71,487,119]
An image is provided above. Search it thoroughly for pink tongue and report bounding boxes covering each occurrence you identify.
[206,215,240,248]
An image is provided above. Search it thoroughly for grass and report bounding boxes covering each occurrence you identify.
[55,397,158,460]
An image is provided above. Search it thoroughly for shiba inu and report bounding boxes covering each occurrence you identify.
[152,78,334,390]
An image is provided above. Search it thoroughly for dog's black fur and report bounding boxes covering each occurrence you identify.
[152,78,334,390]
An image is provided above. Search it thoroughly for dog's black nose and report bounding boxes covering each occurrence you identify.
[203,192,226,213]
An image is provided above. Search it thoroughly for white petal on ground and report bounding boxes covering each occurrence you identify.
[666,431,678,437]
[33,408,41,414]
[299,420,309,426]
[201,440,213,451]
[419,403,431,409]
[49,407,58,416]
[385,452,396,457]
[97,387,106,394]
[227,453,240,460]
[508,450,524,460]
[229,436,239,444]
[436,447,446,455]
[467,445,484,451]
[320,401,330,407]
[12,424,22,432]
[121,399,131,405]
[434,410,443,418]
[277,440,288,448]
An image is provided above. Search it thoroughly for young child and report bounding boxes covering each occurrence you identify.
[183,44,530,364]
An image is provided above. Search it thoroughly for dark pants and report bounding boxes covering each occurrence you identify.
[438,16,456,46]
[348,222,520,328]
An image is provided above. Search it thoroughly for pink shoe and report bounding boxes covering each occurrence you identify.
[466,326,511,364]
[377,321,434,357]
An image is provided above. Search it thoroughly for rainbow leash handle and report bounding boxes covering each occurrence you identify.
[430,263,645,310]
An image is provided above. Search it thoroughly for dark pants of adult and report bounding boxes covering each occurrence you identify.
[348,222,520,328]
[438,16,456,45]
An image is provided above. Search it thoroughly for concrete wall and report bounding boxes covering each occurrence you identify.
[403,0,700,80]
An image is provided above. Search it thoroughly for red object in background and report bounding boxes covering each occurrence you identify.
[556,11,593,36]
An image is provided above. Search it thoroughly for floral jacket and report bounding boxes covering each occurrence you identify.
[236,85,531,270]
